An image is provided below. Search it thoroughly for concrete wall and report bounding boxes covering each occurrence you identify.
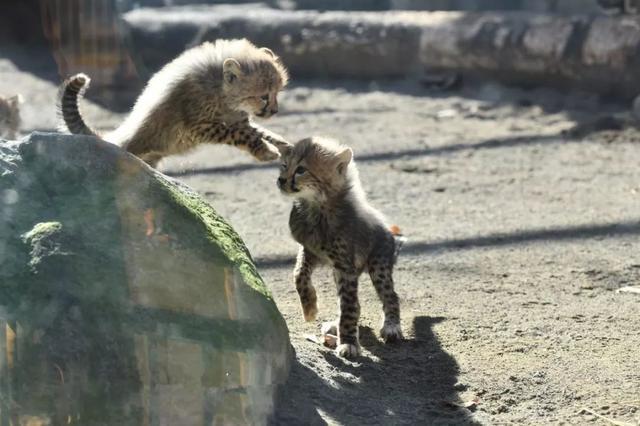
[127,0,605,13]
[125,7,640,98]
[390,0,602,14]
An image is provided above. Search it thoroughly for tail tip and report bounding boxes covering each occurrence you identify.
[70,73,90,85]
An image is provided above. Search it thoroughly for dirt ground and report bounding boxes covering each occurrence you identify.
[2,49,640,425]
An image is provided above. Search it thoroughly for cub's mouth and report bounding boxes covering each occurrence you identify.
[256,101,277,118]
[280,188,300,195]
[256,109,273,118]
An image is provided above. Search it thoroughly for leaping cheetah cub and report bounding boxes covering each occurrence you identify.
[277,137,404,358]
[58,38,289,167]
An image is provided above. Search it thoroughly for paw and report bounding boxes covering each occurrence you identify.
[267,137,293,155]
[254,142,280,162]
[302,302,318,322]
[380,322,404,343]
[336,343,361,358]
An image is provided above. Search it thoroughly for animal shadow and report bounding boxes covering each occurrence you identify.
[271,316,480,425]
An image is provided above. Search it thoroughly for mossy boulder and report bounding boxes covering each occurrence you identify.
[0,132,290,425]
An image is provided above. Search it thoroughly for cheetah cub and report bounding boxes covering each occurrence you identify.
[277,137,403,358]
[0,94,22,139]
[58,38,289,168]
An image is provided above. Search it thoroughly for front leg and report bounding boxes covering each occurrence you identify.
[332,268,361,358]
[251,121,291,152]
[231,119,288,161]
[192,119,283,161]
[293,246,319,321]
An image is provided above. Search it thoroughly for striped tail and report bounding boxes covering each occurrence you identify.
[57,73,99,137]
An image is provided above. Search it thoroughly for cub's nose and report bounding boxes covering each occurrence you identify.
[277,177,286,188]
[270,107,278,115]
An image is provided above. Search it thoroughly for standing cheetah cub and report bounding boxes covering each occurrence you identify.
[0,94,22,139]
[277,137,403,358]
[58,38,289,167]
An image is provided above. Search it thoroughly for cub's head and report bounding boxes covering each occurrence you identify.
[222,43,288,119]
[277,137,353,200]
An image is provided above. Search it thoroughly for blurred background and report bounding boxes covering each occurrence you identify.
[3,0,640,121]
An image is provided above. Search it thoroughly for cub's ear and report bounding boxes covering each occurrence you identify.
[260,47,276,58]
[336,147,353,175]
[271,139,293,156]
[223,58,242,83]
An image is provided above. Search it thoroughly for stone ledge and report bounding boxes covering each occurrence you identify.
[125,5,640,97]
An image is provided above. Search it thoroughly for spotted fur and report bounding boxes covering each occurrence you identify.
[58,38,289,167]
[277,137,403,357]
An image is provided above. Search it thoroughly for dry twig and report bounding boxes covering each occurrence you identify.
[577,407,635,426]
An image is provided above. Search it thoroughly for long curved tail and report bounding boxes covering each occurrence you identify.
[57,73,99,137]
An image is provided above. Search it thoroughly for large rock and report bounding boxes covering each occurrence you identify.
[125,5,640,98]
[0,132,290,425]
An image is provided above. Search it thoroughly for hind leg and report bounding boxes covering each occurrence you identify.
[136,151,165,168]
[368,257,403,342]
[332,268,361,357]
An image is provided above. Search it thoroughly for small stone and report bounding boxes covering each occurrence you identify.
[436,109,458,119]
[453,382,469,391]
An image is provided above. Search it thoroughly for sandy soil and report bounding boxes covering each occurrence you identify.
[2,50,639,425]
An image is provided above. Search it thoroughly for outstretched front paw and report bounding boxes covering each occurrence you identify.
[336,343,361,358]
[380,322,404,343]
[253,142,280,161]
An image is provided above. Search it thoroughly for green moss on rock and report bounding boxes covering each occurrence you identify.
[0,133,291,424]
[158,174,272,300]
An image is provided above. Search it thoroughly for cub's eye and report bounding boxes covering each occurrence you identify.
[280,163,287,171]
[295,166,306,175]
[261,94,269,103]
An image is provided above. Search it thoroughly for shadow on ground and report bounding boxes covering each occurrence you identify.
[271,316,479,425]
[165,133,564,178]
[256,219,640,269]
